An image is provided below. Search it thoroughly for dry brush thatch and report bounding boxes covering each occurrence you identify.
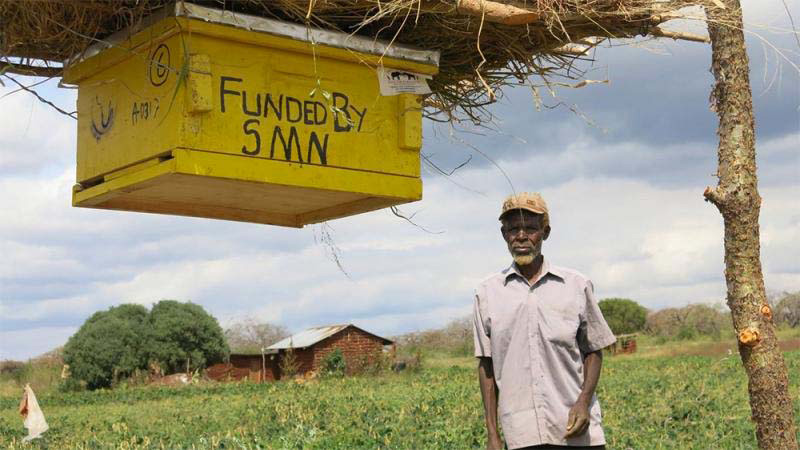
[1,0,711,122]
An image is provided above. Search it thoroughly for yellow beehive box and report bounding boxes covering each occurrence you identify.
[64,3,439,227]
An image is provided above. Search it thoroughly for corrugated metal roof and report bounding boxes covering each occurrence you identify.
[267,324,350,350]
[267,324,393,350]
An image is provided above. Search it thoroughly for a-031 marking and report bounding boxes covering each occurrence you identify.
[131,98,160,125]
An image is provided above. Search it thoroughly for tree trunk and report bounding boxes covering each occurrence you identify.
[704,2,797,448]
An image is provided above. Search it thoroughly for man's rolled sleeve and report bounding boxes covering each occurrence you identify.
[578,280,617,354]
[473,291,492,358]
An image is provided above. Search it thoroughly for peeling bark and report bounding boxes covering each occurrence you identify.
[704,1,797,448]
[456,0,541,25]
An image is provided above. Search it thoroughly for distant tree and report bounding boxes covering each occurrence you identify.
[224,319,289,353]
[683,303,729,338]
[774,291,800,328]
[645,307,687,339]
[63,304,149,389]
[394,315,473,357]
[442,316,472,356]
[147,300,228,374]
[598,298,647,335]
[645,303,731,340]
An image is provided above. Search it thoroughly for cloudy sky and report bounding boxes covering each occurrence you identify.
[1,1,798,360]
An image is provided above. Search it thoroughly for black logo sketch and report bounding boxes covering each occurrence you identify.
[148,43,170,86]
[90,97,115,141]
[390,71,417,81]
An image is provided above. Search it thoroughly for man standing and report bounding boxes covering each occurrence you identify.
[473,193,616,449]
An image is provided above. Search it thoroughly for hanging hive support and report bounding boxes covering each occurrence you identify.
[64,3,439,227]
[704,1,797,448]
[455,0,541,25]
[1,0,715,123]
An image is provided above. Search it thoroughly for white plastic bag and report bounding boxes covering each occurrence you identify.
[18,384,48,441]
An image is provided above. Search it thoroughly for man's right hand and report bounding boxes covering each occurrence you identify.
[487,433,503,450]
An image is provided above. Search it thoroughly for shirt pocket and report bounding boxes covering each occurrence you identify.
[542,310,580,348]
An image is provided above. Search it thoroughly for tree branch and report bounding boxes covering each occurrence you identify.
[651,27,711,43]
[456,0,540,26]
[1,62,62,78]
[390,206,444,234]
[1,75,77,119]
[702,185,726,207]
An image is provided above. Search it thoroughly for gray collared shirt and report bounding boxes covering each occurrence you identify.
[473,260,616,449]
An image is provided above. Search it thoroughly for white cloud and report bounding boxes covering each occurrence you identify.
[0,326,77,361]
[0,82,76,174]
[4,296,94,322]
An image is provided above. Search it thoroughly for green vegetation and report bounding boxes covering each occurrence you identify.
[775,291,800,327]
[279,346,299,379]
[598,298,647,335]
[0,353,62,398]
[4,298,799,447]
[1,349,798,448]
[646,303,731,341]
[147,300,228,374]
[62,301,228,390]
[63,304,150,390]
[394,316,472,361]
[321,349,346,377]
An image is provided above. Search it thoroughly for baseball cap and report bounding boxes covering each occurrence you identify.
[499,192,549,223]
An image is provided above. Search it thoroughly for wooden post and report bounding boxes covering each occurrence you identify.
[261,348,266,383]
[704,2,797,448]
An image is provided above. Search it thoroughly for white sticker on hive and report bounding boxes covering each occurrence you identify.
[377,67,432,96]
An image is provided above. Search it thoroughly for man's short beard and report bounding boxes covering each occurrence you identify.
[513,254,535,266]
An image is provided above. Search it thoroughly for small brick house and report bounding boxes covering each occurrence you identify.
[208,324,394,382]
[267,324,394,378]
[206,352,281,382]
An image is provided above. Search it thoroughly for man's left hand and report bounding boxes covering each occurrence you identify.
[564,400,590,438]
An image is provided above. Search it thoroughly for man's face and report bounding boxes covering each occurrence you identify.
[500,210,550,266]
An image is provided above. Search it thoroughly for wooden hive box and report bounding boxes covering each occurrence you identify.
[64,3,439,227]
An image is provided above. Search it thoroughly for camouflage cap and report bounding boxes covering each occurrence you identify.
[499,192,549,225]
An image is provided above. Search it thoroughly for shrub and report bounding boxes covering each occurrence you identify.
[147,300,229,374]
[321,349,346,377]
[363,350,392,375]
[684,304,729,338]
[598,298,647,335]
[442,316,473,357]
[279,346,299,379]
[58,376,84,393]
[0,360,26,378]
[676,325,697,341]
[394,316,472,358]
[774,291,800,327]
[63,304,149,389]
[645,303,730,340]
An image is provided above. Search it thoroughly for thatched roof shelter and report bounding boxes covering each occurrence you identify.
[1,0,712,122]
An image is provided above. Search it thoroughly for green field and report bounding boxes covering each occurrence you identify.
[1,350,799,449]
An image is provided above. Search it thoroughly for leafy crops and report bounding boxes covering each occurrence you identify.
[1,352,798,449]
